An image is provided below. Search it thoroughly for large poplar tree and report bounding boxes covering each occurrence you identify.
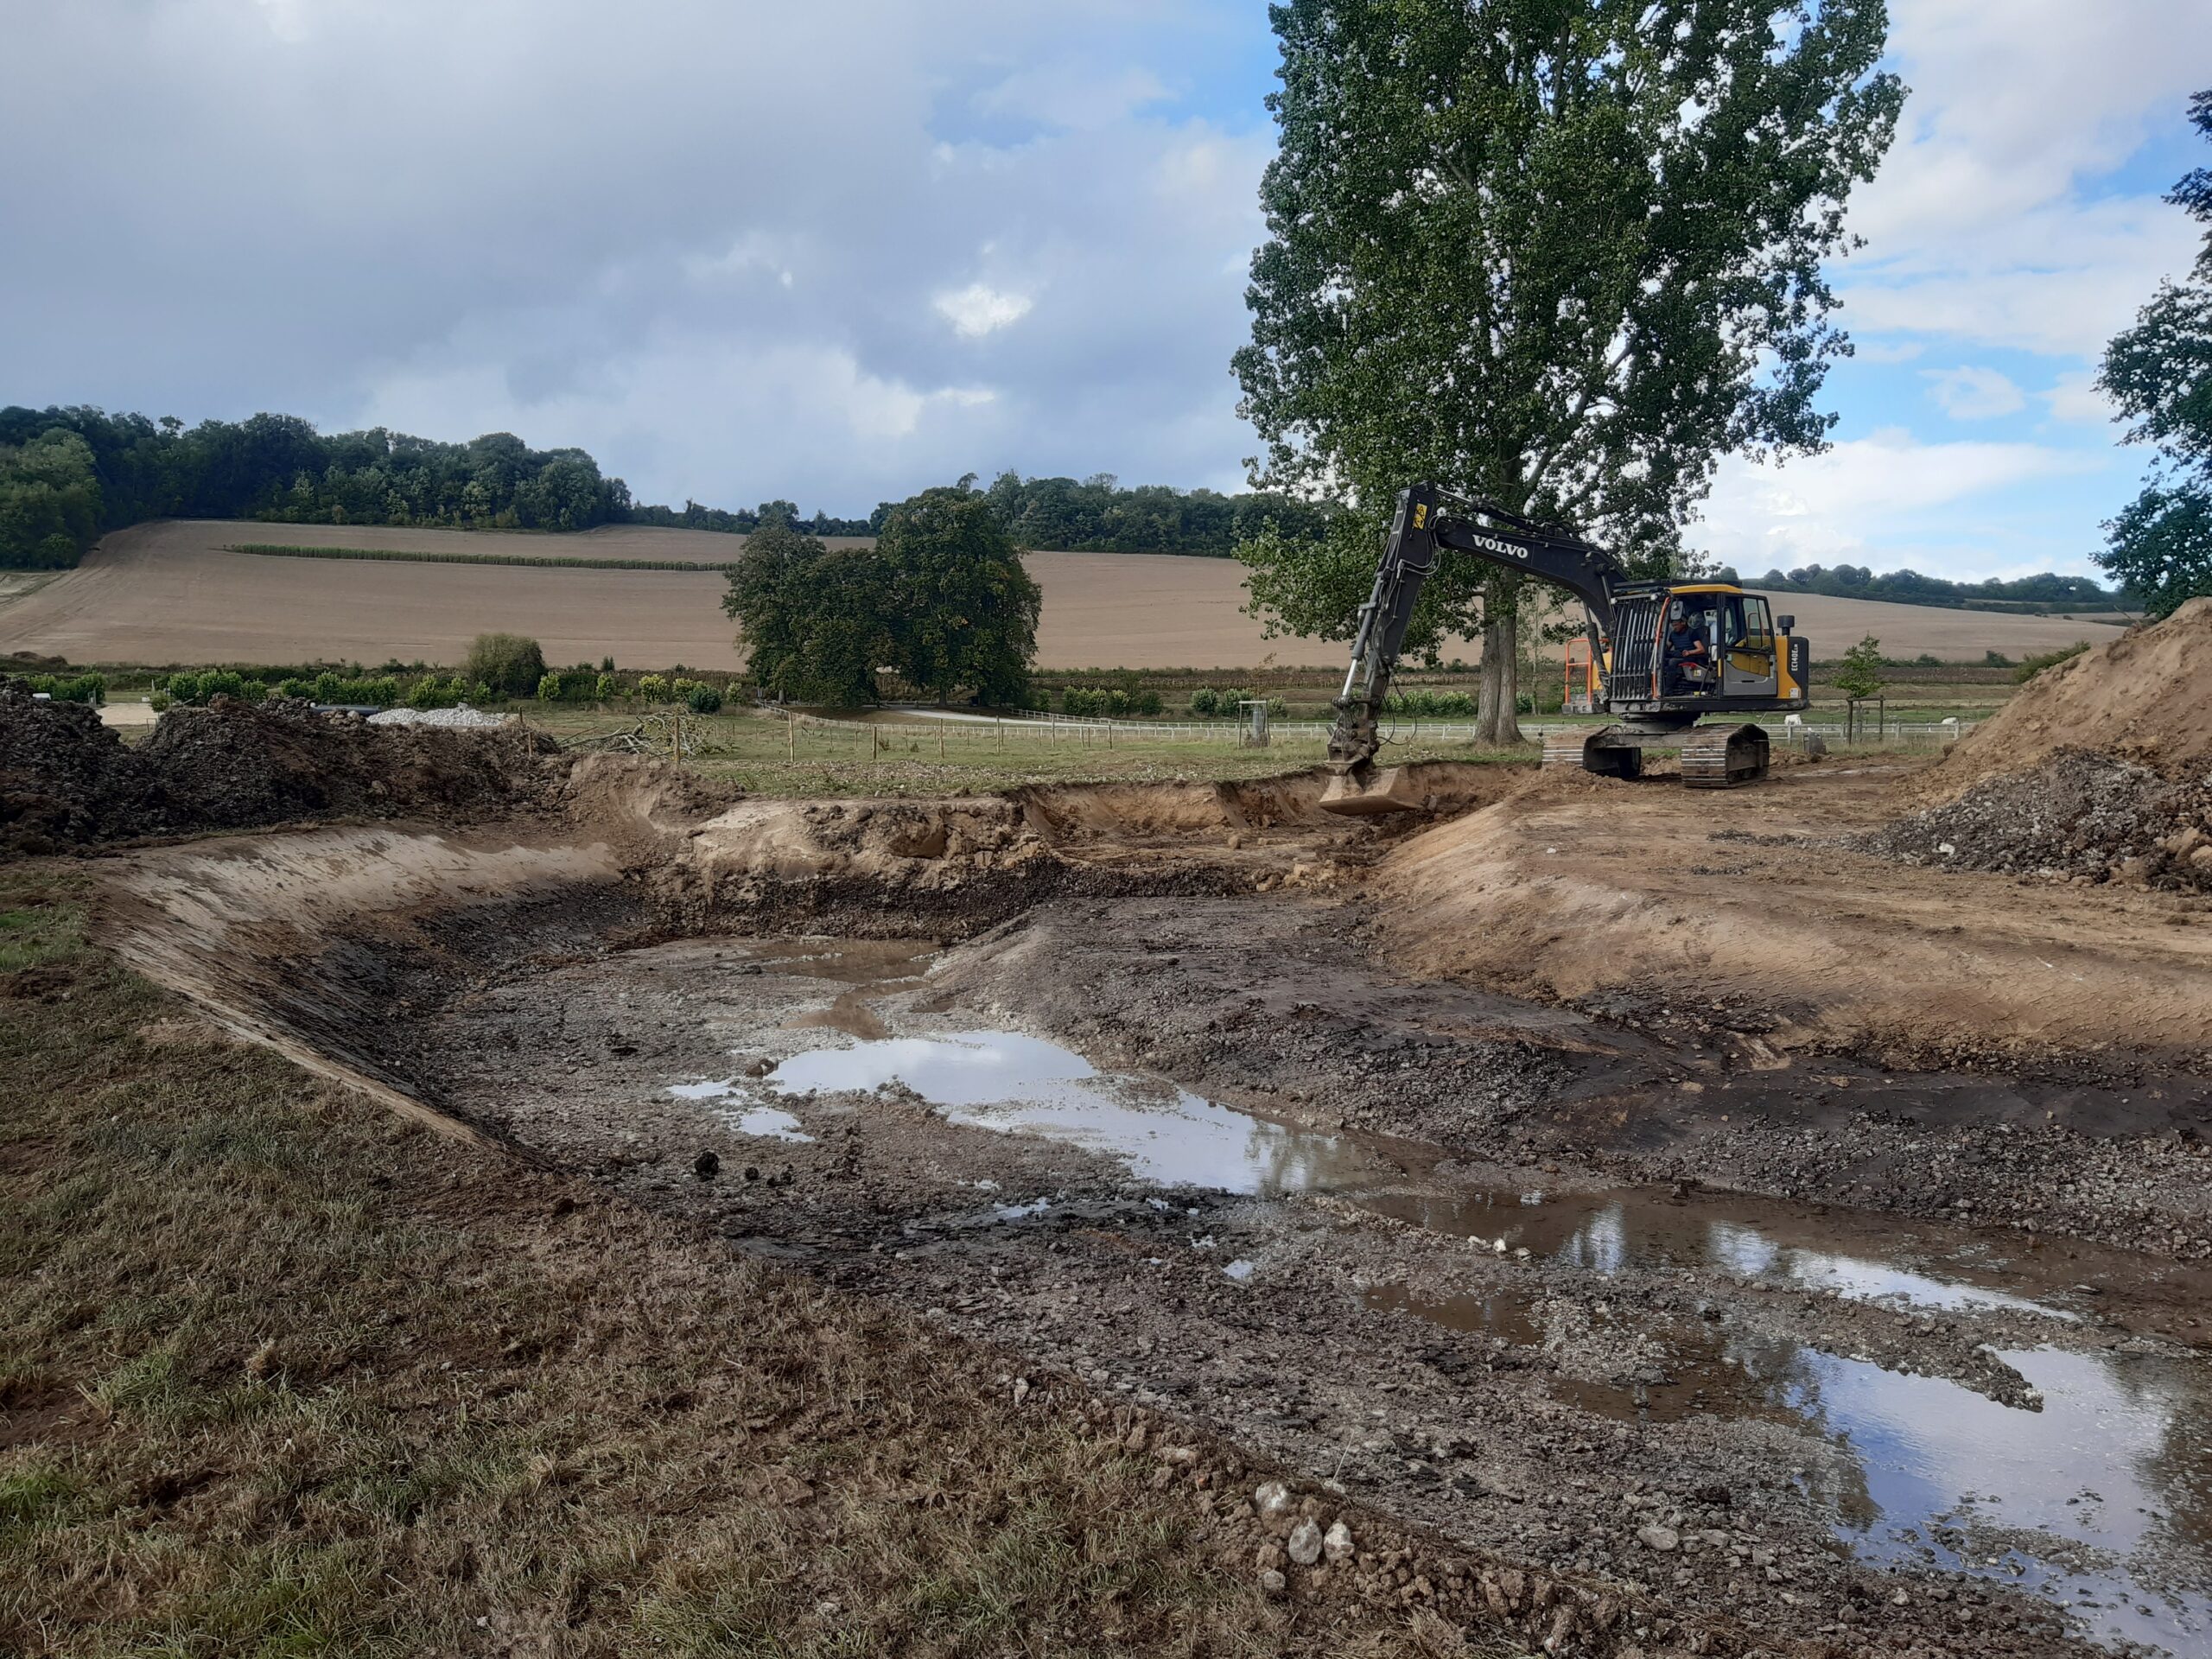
[2097,91,2212,620]
[1235,0,1903,741]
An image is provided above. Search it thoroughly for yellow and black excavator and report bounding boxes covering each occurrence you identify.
[1321,483,1809,814]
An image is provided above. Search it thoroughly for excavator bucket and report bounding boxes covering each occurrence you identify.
[1319,766,1426,817]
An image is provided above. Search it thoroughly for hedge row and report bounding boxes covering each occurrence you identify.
[230,543,729,574]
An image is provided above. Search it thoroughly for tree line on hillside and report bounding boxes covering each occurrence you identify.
[961,470,1331,556]
[0,404,1327,572]
[1709,562,2122,610]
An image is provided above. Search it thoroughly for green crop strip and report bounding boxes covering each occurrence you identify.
[226,543,733,573]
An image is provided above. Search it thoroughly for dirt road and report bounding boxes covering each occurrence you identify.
[95,749,2212,1658]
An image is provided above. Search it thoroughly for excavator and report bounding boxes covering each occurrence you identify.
[1321,482,1809,815]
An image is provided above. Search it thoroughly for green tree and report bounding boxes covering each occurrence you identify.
[464,632,546,698]
[1234,0,1902,742]
[875,485,1042,705]
[2097,90,2212,619]
[723,523,889,706]
[1834,634,1885,700]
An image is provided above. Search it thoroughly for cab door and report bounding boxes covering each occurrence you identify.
[1720,594,1780,698]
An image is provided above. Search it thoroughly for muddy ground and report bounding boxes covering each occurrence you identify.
[92,748,2212,1659]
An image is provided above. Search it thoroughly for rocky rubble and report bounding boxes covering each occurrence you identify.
[1860,747,2212,889]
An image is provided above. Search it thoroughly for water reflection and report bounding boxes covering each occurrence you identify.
[768,1030,1374,1195]
[1371,1284,2212,1650]
[1355,1190,2075,1321]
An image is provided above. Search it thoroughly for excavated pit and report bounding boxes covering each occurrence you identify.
[94,766,2212,1658]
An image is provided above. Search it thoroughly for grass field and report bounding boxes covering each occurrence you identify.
[0,519,2130,673]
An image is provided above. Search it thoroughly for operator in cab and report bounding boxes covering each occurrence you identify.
[1662,606,1711,696]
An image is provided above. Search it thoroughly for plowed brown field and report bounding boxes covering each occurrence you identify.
[0,518,2126,670]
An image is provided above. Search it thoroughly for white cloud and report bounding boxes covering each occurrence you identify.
[1851,339,1926,365]
[2042,370,2119,428]
[1921,365,2025,420]
[976,63,1167,132]
[934,283,1035,339]
[1693,429,2108,575]
[0,1,1272,511]
[1835,0,2212,356]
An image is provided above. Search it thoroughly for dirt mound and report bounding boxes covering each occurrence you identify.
[0,683,155,847]
[1929,598,2212,796]
[1862,747,2212,889]
[1,679,569,853]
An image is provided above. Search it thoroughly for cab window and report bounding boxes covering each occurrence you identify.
[1735,595,1774,652]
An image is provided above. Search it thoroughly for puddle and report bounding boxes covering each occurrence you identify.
[669,1078,736,1102]
[767,1030,1376,1195]
[1789,1344,2212,1653]
[1223,1258,1256,1281]
[729,1105,812,1143]
[734,938,936,1042]
[1364,1282,1541,1347]
[1376,1281,2212,1650]
[1356,1187,2079,1322]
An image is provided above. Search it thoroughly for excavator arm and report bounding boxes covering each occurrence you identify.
[1327,484,1625,774]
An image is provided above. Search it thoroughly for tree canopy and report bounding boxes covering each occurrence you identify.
[724,484,1042,708]
[2097,90,2212,619]
[875,486,1041,705]
[1234,0,1902,737]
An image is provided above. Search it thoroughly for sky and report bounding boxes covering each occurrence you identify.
[3,0,2207,582]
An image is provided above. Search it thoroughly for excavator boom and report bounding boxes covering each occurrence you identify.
[1327,484,1624,775]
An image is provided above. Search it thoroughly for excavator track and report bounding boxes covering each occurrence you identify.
[1541,727,1643,779]
[1678,722,1770,789]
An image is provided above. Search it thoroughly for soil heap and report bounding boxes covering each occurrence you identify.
[1928,596,2212,794]
[0,681,568,854]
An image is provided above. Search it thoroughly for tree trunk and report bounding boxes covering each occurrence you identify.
[1477,581,1522,747]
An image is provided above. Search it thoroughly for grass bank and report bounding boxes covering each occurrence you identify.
[0,866,1487,1658]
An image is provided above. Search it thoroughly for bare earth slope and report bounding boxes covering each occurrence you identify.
[0,518,2127,670]
[1918,597,2212,795]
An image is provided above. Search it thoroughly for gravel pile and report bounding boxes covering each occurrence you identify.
[1862,747,2212,888]
[366,706,514,728]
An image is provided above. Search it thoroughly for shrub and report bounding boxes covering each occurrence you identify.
[26,671,105,705]
[1104,688,1130,717]
[160,669,266,706]
[1983,649,2015,669]
[2015,641,2090,683]
[1133,689,1163,716]
[636,673,671,703]
[406,675,466,709]
[148,691,172,713]
[465,632,547,698]
[683,681,724,715]
[536,671,562,702]
[1188,688,1218,717]
[595,672,619,702]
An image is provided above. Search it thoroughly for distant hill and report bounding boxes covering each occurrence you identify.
[0,520,2131,673]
